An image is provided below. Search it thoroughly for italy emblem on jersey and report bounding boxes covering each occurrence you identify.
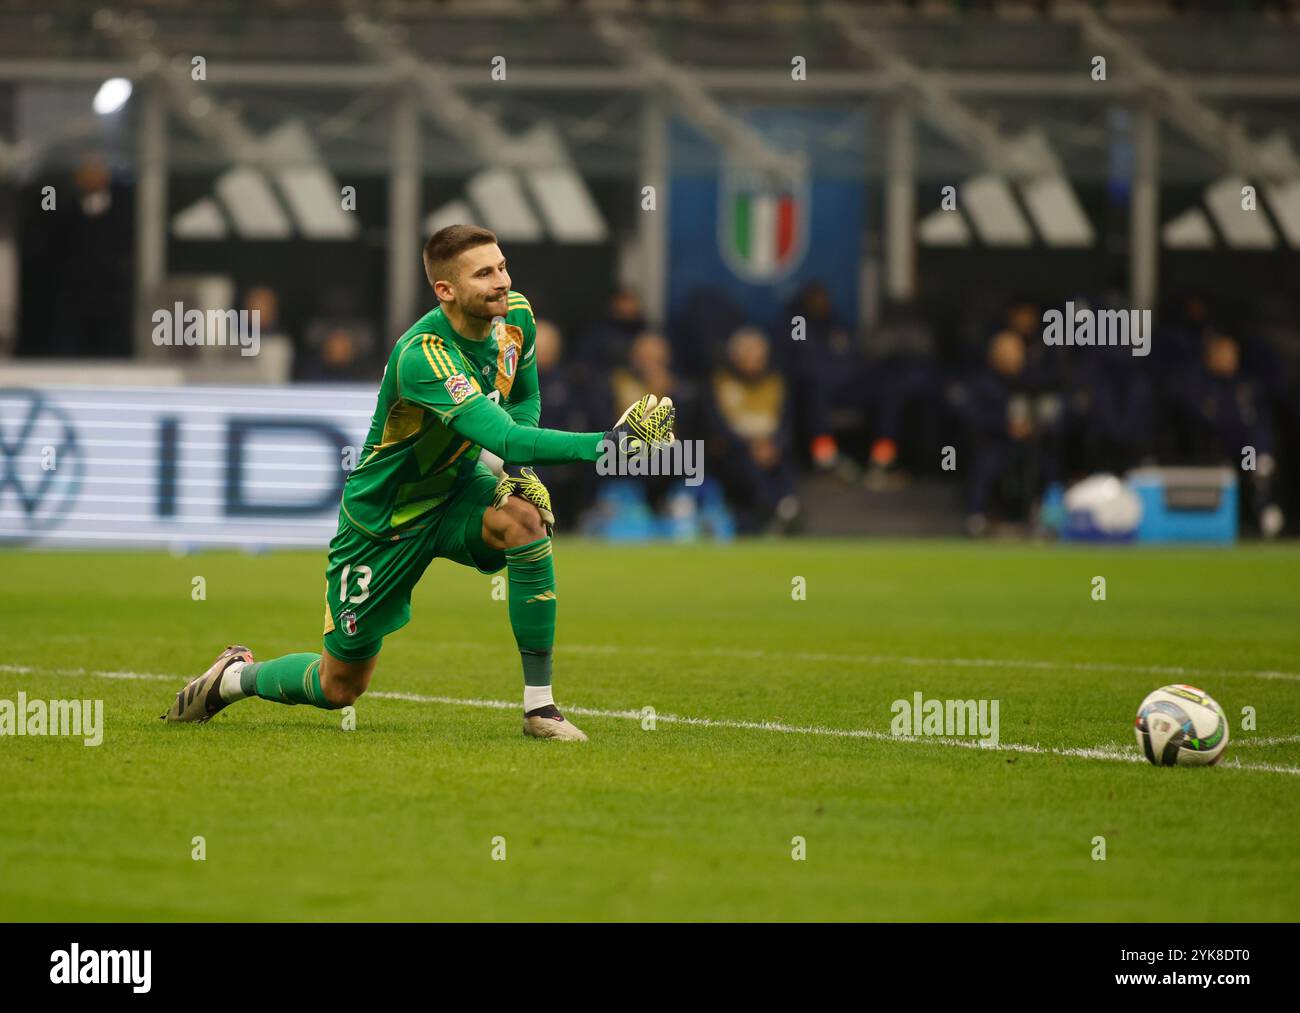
[444,373,475,404]
[718,148,810,283]
[503,343,518,379]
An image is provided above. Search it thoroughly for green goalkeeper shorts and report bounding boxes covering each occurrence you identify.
[322,464,506,661]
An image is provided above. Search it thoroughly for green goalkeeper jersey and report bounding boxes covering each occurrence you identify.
[340,291,603,540]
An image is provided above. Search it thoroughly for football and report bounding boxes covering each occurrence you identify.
[1134,684,1229,766]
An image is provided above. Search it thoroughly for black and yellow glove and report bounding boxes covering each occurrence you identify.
[604,394,677,455]
[492,466,555,535]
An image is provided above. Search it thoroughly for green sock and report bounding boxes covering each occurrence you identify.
[505,536,556,689]
[241,653,335,709]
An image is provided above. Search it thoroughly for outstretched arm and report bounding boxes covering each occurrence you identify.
[450,394,604,466]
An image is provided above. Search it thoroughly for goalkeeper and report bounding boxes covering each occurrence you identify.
[163,225,675,741]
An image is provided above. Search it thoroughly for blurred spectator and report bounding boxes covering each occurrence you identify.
[577,286,646,370]
[609,331,700,426]
[298,312,375,382]
[244,285,292,355]
[863,300,942,489]
[245,286,281,334]
[22,152,132,357]
[608,330,703,511]
[1155,292,1213,377]
[707,326,799,533]
[534,318,600,524]
[1005,298,1063,393]
[536,318,593,430]
[783,280,864,470]
[1175,331,1284,537]
[669,284,749,377]
[300,325,362,382]
[951,330,1063,535]
[1070,341,1155,475]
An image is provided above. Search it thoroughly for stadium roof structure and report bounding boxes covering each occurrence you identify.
[0,1,1296,182]
[0,0,1297,75]
[3,0,1298,330]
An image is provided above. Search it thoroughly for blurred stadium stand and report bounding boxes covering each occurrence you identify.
[2,0,1299,544]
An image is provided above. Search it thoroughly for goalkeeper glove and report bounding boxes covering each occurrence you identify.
[604,394,677,455]
[492,466,555,536]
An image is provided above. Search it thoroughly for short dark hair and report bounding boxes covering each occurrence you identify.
[423,224,498,294]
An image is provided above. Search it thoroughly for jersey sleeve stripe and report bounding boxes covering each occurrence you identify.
[420,337,447,378]
[435,338,462,375]
[431,336,457,374]
[422,336,457,378]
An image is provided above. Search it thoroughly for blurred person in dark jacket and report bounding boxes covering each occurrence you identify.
[952,330,1063,536]
[27,153,132,358]
[670,284,749,377]
[1070,334,1156,475]
[708,326,799,533]
[577,286,646,370]
[534,318,600,524]
[782,281,863,470]
[864,300,942,490]
[300,326,362,382]
[1176,331,1284,537]
[1006,298,1064,393]
[1155,292,1214,383]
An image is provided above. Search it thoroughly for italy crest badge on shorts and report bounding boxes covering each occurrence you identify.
[340,610,358,636]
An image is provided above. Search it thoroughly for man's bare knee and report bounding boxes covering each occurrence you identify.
[501,498,546,547]
[320,651,376,708]
[321,678,363,708]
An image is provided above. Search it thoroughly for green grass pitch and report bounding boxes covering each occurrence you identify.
[2,540,1297,921]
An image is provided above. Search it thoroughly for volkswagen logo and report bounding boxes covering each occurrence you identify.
[0,389,83,539]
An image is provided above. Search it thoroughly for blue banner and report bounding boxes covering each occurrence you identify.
[667,107,866,334]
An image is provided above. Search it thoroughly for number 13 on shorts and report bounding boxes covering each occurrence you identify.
[340,564,372,604]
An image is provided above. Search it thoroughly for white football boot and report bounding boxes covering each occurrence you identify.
[523,705,588,741]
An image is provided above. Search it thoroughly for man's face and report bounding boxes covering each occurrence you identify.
[730,332,769,377]
[1008,304,1039,339]
[630,332,670,377]
[611,289,642,323]
[441,243,510,320]
[1206,336,1239,377]
[534,320,561,370]
[990,331,1025,377]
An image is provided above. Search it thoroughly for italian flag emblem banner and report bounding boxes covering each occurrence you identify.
[719,163,809,283]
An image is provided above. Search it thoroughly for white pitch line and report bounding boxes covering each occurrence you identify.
[395,639,1300,684]
[1232,733,1300,747]
[267,639,1300,684]
[22,641,1300,684]
[371,691,1300,776]
[0,665,179,682]
[4,662,1298,777]
[546,643,1300,683]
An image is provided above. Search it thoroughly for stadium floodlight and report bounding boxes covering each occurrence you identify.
[93,77,133,115]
